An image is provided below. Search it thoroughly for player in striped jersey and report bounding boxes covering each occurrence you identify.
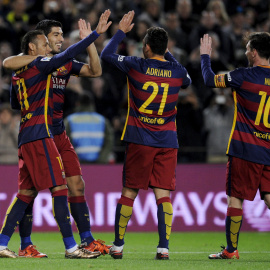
[0,10,111,259]
[200,32,270,260]
[100,11,191,260]
[4,17,111,256]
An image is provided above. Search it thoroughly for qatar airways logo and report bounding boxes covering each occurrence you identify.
[51,76,66,90]
[243,191,270,231]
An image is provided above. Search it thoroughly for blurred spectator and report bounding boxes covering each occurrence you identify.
[5,0,30,53]
[0,103,19,164]
[206,0,230,31]
[137,0,163,27]
[176,86,206,163]
[203,88,234,163]
[65,92,114,163]
[176,0,199,36]
[162,11,187,52]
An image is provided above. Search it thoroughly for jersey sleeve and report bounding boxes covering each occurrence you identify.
[70,59,84,76]
[10,82,21,110]
[181,68,192,89]
[101,29,132,74]
[225,68,245,89]
[36,31,100,74]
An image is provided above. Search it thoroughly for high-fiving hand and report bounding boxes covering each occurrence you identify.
[78,19,92,40]
[200,34,212,56]
[119,11,135,34]
[96,9,112,35]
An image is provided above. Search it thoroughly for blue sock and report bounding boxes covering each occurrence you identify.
[0,195,30,246]
[52,190,76,250]
[157,197,173,249]
[113,196,133,247]
[68,196,94,245]
[19,202,34,250]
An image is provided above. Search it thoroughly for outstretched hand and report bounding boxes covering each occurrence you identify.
[200,34,212,56]
[78,19,92,40]
[119,11,135,34]
[95,9,112,35]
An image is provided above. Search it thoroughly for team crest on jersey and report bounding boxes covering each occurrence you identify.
[57,66,68,75]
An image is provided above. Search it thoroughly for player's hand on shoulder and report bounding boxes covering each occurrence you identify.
[95,9,112,35]
[200,34,212,56]
[119,10,135,34]
[78,19,92,40]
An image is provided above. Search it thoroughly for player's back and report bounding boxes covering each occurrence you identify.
[227,65,270,164]
[12,58,54,147]
[122,56,191,148]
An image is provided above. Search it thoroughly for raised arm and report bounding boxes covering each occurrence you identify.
[41,9,112,74]
[77,19,102,77]
[3,55,38,70]
[101,10,134,59]
[200,34,216,88]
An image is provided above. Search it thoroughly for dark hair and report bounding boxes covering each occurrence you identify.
[35,20,62,37]
[21,30,45,55]
[144,27,168,55]
[245,32,270,59]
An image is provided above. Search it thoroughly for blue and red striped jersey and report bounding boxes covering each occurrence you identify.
[224,66,270,165]
[11,56,56,147]
[101,31,191,148]
[51,59,83,135]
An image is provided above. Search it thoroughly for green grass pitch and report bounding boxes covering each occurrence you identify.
[1,232,270,269]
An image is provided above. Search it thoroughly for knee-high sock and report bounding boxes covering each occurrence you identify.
[0,194,33,247]
[52,189,77,250]
[226,207,243,252]
[68,196,94,245]
[114,195,134,247]
[157,197,173,249]
[19,201,34,250]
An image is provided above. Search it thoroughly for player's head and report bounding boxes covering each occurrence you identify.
[21,30,51,56]
[143,27,168,58]
[245,32,270,67]
[35,20,64,55]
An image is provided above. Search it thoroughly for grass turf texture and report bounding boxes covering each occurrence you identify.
[1,232,270,269]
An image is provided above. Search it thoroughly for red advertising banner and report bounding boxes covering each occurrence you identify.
[0,164,269,232]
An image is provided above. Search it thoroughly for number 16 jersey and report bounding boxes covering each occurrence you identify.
[218,66,270,165]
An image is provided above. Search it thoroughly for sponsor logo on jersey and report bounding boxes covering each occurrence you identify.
[139,116,165,125]
[253,131,270,140]
[21,113,33,123]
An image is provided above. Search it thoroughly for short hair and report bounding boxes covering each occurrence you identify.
[245,32,270,60]
[144,27,168,55]
[35,20,62,37]
[21,30,45,55]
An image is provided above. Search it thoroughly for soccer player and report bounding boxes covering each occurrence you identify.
[0,10,111,259]
[3,19,112,256]
[200,32,270,259]
[100,11,192,260]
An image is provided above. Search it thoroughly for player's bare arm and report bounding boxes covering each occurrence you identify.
[95,9,112,35]
[200,34,212,56]
[118,11,135,34]
[3,55,39,70]
[78,18,101,77]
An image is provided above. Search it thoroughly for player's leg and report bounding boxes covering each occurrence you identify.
[151,147,177,260]
[0,191,35,258]
[209,156,261,260]
[153,188,172,260]
[110,187,138,259]
[55,131,110,254]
